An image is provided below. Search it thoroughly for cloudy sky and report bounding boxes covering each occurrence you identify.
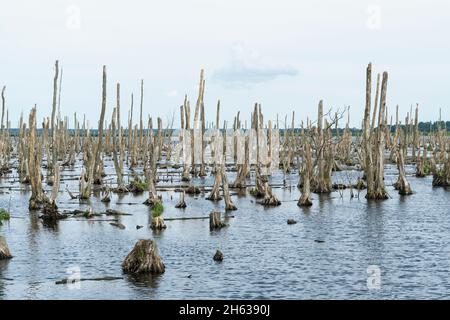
[0,0,449,127]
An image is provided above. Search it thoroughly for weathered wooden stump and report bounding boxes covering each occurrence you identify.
[122,239,165,274]
[213,250,223,262]
[175,191,187,208]
[298,193,313,207]
[151,216,167,230]
[185,186,201,195]
[0,236,12,260]
[209,211,226,230]
[41,202,65,223]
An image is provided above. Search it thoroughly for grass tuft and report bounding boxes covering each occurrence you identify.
[151,203,164,218]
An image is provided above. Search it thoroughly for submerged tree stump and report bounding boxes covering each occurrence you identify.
[151,216,167,230]
[209,211,226,230]
[175,191,187,208]
[213,250,223,261]
[122,239,165,275]
[0,236,12,260]
[185,185,201,195]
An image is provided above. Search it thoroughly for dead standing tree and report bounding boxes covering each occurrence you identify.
[393,129,413,195]
[90,65,107,185]
[363,63,389,199]
[111,83,128,193]
[298,127,313,206]
[28,107,49,210]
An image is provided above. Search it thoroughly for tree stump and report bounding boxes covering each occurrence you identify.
[185,186,201,195]
[0,236,12,260]
[42,202,65,223]
[175,191,187,208]
[151,216,167,230]
[213,250,223,262]
[209,211,226,230]
[122,239,165,274]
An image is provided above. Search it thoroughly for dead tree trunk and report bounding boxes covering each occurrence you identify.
[221,165,237,210]
[209,211,226,230]
[91,65,107,185]
[28,107,49,210]
[395,132,413,195]
[298,136,313,206]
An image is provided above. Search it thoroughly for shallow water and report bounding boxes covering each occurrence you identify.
[1,160,450,299]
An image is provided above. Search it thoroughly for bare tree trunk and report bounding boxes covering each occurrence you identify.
[28,107,49,210]
[91,66,107,185]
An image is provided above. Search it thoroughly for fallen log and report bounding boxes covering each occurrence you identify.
[55,276,122,285]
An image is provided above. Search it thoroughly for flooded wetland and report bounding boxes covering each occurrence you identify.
[0,63,449,300]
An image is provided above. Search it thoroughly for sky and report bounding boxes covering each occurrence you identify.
[0,0,449,128]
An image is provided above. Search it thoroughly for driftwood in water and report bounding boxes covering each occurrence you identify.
[110,222,126,229]
[165,215,235,221]
[122,239,165,275]
[0,236,12,260]
[105,209,131,216]
[56,276,122,285]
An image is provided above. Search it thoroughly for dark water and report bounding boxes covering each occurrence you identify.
[1,161,450,299]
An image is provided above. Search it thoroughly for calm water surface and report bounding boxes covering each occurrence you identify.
[1,161,450,299]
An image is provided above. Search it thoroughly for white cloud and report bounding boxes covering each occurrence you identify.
[213,42,298,86]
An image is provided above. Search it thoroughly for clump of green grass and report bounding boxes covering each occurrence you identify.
[128,176,148,193]
[0,208,11,221]
[151,203,164,218]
